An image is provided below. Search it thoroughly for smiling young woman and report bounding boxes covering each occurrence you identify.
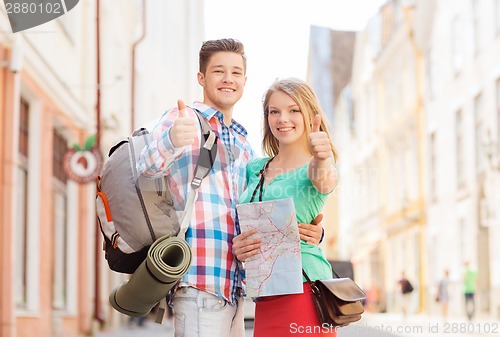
[234,78,339,336]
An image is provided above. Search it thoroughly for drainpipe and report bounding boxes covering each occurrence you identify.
[131,0,146,132]
[94,0,105,328]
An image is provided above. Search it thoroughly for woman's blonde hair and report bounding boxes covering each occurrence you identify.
[261,78,338,161]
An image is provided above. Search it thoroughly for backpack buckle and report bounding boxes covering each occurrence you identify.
[191,177,202,189]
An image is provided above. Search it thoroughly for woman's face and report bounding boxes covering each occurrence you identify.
[266,90,307,147]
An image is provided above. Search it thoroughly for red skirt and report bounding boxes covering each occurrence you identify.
[253,282,337,337]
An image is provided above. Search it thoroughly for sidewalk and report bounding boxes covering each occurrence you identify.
[93,319,174,337]
[356,312,499,337]
[91,318,254,337]
[90,312,498,337]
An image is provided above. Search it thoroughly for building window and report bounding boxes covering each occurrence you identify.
[452,17,464,74]
[496,0,500,35]
[15,98,30,308]
[459,218,466,263]
[474,93,486,173]
[456,110,465,189]
[496,78,500,160]
[52,130,68,310]
[471,0,480,55]
[426,49,436,98]
[53,131,67,183]
[385,70,395,119]
[429,132,437,199]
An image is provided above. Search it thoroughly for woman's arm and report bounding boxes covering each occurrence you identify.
[308,156,338,194]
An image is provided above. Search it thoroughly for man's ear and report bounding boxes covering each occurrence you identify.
[197,72,205,87]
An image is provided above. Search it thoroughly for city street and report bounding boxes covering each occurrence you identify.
[93,313,497,337]
[2,2,500,337]
[94,319,255,337]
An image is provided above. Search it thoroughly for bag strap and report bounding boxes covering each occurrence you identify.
[249,157,274,203]
[177,108,218,240]
[302,269,313,284]
[302,267,341,284]
[302,269,321,296]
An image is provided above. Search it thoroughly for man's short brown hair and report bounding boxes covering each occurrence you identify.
[199,38,246,74]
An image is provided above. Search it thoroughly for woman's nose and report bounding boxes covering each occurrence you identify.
[277,114,289,124]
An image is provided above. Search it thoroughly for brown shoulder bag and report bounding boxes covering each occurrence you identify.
[303,269,366,327]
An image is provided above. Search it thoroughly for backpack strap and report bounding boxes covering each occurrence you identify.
[177,109,218,240]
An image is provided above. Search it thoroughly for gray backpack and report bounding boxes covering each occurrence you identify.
[96,110,217,274]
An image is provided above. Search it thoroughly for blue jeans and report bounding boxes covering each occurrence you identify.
[465,293,475,320]
[173,287,244,337]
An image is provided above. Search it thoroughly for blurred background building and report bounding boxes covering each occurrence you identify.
[312,0,500,320]
[1,1,500,337]
[1,1,203,337]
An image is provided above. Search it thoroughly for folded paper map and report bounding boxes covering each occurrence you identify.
[237,198,303,298]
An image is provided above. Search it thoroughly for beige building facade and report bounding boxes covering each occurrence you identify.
[0,1,204,337]
[331,0,500,319]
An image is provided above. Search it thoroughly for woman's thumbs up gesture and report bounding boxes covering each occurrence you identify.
[170,99,197,148]
[308,114,331,160]
[307,114,337,194]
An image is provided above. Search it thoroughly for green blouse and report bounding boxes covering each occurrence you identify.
[239,157,333,282]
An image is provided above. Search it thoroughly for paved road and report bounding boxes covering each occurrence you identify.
[94,313,497,337]
[94,319,255,337]
[93,319,398,337]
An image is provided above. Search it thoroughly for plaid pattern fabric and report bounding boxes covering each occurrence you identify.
[137,101,255,304]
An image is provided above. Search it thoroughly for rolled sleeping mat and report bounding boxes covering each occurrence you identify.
[109,235,192,317]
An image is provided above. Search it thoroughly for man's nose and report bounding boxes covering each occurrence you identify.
[222,73,234,83]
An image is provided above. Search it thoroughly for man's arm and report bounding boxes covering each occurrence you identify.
[137,100,197,178]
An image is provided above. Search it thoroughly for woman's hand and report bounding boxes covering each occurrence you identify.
[232,229,262,262]
[298,214,323,245]
[308,114,338,194]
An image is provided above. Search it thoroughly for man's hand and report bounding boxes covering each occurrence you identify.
[169,99,197,148]
[298,214,324,245]
[232,229,262,262]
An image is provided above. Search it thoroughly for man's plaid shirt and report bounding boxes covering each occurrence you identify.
[137,101,255,304]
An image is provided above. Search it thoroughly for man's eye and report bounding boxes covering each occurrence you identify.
[233,72,242,76]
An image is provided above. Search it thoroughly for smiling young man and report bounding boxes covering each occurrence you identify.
[137,39,252,337]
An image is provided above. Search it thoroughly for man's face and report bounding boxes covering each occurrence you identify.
[198,52,246,115]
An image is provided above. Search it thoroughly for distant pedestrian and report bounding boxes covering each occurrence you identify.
[398,272,414,318]
[463,261,477,321]
[436,270,450,320]
[127,315,146,328]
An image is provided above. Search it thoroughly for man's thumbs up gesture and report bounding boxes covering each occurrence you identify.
[308,114,331,160]
[170,99,197,148]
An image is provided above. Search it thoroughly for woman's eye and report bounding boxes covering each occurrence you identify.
[269,110,279,114]
[290,109,301,113]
